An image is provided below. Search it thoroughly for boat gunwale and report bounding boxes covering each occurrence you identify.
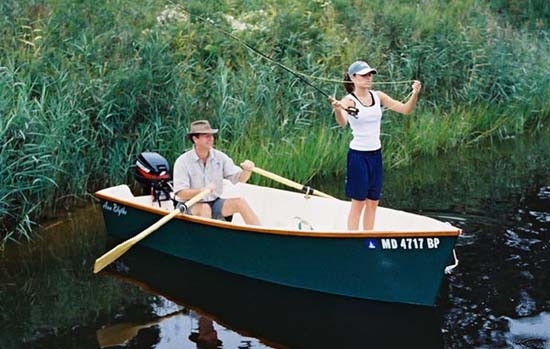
[95,190,462,238]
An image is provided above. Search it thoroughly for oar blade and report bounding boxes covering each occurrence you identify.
[93,239,135,273]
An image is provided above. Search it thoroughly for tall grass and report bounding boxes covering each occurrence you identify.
[0,0,549,244]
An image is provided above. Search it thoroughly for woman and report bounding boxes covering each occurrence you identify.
[329,60,421,230]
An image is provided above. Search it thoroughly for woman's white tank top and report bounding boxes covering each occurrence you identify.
[346,91,383,151]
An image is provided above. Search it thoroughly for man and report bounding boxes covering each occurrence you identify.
[173,120,260,225]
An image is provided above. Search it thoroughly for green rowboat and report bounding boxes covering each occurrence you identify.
[96,182,460,306]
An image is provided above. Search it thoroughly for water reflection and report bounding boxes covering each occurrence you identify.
[96,309,186,347]
[101,245,444,349]
[188,316,223,349]
[505,312,550,348]
[0,205,155,349]
[377,132,550,348]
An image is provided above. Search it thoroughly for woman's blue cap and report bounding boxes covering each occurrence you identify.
[348,61,377,75]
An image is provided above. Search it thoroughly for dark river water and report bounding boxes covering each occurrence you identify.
[1,130,549,349]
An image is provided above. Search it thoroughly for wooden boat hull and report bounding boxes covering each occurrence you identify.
[97,186,459,306]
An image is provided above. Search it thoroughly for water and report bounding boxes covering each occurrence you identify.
[1,130,549,348]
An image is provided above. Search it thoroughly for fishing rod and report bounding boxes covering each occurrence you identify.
[179,6,359,117]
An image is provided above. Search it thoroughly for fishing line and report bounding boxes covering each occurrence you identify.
[290,71,415,86]
[178,7,330,97]
[177,5,364,116]
[177,5,413,116]
[382,90,414,112]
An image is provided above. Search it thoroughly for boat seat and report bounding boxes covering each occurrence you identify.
[221,181,351,231]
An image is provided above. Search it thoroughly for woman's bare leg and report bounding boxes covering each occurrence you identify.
[363,199,379,230]
[348,199,366,230]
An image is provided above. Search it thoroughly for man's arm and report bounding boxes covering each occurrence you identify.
[176,184,214,201]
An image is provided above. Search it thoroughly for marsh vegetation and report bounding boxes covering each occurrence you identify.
[1,0,548,243]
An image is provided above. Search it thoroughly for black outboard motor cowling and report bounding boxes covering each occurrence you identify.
[135,152,174,206]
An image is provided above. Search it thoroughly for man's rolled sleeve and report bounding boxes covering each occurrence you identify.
[221,153,242,184]
[173,156,191,194]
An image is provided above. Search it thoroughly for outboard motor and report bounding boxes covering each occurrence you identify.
[135,152,174,207]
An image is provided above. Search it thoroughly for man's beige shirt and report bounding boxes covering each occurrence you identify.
[173,147,242,202]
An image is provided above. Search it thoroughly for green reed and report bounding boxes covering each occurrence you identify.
[0,0,549,244]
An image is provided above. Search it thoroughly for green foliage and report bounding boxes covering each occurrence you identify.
[0,0,549,243]
[487,0,550,30]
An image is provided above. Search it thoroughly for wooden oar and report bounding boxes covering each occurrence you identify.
[252,167,335,199]
[93,188,211,273]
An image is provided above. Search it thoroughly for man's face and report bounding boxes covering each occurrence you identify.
[194,133,215,150]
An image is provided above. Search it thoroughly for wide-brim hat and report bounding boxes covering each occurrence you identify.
[348,60,377,76]
[187,120,218,135]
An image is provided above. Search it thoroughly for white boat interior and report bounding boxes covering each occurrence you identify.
[98,181,459,234]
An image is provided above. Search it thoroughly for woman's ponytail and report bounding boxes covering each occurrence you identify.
[343,73,354,93]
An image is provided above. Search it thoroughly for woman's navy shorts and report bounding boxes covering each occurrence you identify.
[345,148,383,201]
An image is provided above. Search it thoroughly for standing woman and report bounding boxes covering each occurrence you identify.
[329,61,422,230]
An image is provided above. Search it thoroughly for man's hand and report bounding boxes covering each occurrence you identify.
[205,183,216,192]
[240,160,255,172]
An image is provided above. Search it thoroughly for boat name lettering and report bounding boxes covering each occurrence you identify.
[102,202,128,216]
[380,237,440,250]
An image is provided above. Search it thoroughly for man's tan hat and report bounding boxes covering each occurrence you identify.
[187,120,218,135]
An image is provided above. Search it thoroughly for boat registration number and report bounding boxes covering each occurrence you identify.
[379,237,440,250]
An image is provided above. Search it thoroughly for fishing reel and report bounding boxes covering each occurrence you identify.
[345,106,359,119]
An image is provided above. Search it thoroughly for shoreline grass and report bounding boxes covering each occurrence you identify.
[1,0,549,244]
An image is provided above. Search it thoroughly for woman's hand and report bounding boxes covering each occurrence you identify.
[329,96,349,127]
[328,96,345,111]
[412,80,422,95]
